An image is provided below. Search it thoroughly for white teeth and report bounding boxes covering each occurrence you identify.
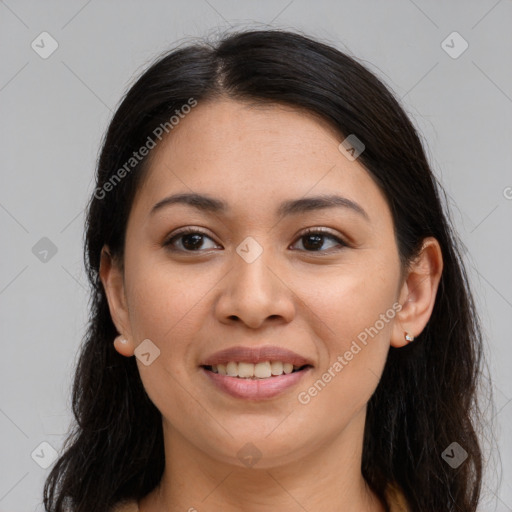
[226,361,238,377]
[270,361,283,375]
[254,361,272,378]
[283,362,293,374]
[238,362,254,378]
[210,361,303,379]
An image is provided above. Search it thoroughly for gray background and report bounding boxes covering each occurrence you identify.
[1,1,511,510]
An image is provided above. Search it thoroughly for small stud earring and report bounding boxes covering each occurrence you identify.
[114,335,128,346]
[404,332,415,343]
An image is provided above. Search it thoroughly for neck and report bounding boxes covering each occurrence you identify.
[140,407,385,512]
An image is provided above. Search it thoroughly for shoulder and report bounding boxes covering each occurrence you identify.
[385,482,410,512]
[109,499,139,512]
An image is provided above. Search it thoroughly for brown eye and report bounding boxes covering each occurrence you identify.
[164,228,220,252]
[292,229,347,252]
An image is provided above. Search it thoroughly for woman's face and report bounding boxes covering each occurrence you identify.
[106,99,410,468]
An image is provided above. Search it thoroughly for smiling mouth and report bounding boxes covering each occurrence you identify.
[201,362,312,379]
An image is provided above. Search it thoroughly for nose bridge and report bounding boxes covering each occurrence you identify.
[234,244,274,295]
[215,237,294,327]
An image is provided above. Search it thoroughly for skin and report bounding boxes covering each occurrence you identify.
[100,99,443,512]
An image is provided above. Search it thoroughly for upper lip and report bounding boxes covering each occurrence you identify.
[200,345,314,367]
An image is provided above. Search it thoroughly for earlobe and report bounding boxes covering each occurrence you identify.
[391,237,443,348]
[113,335,135,357]
[99,245,133,347]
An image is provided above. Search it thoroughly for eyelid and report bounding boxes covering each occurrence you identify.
[297,226,346,239]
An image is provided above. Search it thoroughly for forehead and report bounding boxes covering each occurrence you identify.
[131,99,391,225]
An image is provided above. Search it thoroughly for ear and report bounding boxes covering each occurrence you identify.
[391,237,443,348]
[99,245,135,357]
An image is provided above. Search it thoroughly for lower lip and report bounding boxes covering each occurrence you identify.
[201,367,311,400]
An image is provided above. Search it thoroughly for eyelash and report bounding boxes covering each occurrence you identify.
[163,227,348,254]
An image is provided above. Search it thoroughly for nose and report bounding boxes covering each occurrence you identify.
[214,247,296,329]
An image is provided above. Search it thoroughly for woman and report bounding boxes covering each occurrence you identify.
[43,29,485,512]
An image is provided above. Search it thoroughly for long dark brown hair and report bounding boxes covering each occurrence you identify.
[43,29,488,511]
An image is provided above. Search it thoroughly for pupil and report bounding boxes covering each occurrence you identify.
[304,234,323,251]
[182,234,203,250]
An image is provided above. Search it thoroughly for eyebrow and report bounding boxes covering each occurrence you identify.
[150,192,370,221]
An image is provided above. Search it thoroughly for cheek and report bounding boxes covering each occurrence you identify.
[300,262,398,347]
[124,264,213,415]
[293,262,398,407]
[125,260,218,361]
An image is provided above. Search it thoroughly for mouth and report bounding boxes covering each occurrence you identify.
[199,345,314,400]
[200,362,313,400]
